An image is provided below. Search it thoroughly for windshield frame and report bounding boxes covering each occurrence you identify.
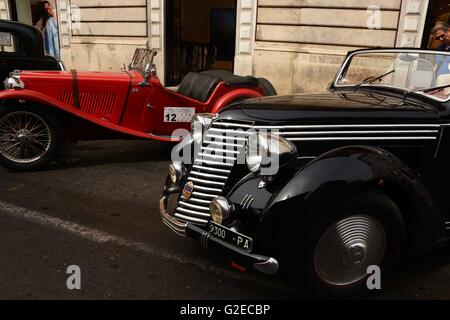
[128,48,157,74]
[331,48,450,103]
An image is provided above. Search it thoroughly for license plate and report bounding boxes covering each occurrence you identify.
[208,222,253,253]
[164,107,196,123]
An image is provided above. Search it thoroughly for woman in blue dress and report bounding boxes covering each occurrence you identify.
[42,1,60,60]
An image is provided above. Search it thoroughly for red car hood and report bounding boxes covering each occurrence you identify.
[20,70,132,88]
[19,70,133,113]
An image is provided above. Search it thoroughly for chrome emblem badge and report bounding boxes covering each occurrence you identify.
[182,182,194,200]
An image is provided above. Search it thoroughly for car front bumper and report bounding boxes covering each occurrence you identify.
[160,194,279,275]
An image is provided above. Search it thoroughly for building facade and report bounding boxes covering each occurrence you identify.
[0,0,445,94]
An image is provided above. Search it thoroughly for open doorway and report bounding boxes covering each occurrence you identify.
[423,0,450,48]
[8,0,61,58]
[165,0,237,87]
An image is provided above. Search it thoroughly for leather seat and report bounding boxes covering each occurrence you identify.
[177,70,260,103]
[202,70,259,86]
[177,72,222,103]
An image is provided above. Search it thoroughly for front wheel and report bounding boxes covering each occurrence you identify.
[281,192,404,298]
[0,106,62,171]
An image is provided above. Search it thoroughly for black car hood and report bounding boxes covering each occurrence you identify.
[220,91,440,123]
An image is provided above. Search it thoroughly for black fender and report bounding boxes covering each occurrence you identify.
[257,145,446,256]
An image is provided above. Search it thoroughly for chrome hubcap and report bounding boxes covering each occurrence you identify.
[314,215,386,286]
[0,111,51,164]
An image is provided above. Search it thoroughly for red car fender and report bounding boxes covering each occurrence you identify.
[0,89,180,142]
[211,89,262,114]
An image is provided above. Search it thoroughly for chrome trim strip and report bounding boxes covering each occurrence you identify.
[280,130,438,136]
[287,136,437,141]
[255,124,441,130]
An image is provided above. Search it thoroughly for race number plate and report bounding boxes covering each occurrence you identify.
[164,107,196,123]
[208,222,253,253]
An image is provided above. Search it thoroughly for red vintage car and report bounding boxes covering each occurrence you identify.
[0,49,276,171]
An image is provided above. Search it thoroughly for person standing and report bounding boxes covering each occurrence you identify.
[42,1,60,60]
[429,22,449,49]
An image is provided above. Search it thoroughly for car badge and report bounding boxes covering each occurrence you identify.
[182,182,194,200]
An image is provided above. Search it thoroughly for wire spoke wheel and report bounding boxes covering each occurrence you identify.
[0,111,52,164]
[314,215,387,287]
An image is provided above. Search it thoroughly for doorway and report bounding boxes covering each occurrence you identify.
[422,0,450,48]
[165,0,237,87]
[8,0,61,58]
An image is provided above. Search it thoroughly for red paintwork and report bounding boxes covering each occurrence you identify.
[0,69,264,142]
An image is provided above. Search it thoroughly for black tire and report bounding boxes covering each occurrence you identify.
[258,78,277,96]
[0,105,62,172]
[280,191,404,298]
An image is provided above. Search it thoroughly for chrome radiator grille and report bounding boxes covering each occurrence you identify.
[174,121,251,225]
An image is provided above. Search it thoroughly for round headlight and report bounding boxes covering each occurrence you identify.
[191,113,215,145]
[168,162,185,185]
[4,76,24,90]
[210,196,232,225]
[246,132,297,176]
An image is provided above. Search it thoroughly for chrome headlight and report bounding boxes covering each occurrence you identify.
[246,132,297,175]
[4,75,24,90]
[168,161,185,185]
[191,113,215,145]
[210,196,232,225]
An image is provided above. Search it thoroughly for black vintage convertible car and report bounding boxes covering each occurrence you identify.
[0,20,63,89]
[160,48,450,296]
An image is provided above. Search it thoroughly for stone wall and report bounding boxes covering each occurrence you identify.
[252,0,404,95]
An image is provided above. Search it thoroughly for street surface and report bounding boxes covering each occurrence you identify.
[0,140,449,299]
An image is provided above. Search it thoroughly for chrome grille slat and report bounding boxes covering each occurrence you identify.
[191,191,218,199]
[188,198,212,205]
[198,153,236,161]
[188,177,225,186]
[179,201,210,212]
[190,170,228,180]
[203,140,244,148]
[205,134,247,142]
[195,159,234,167]
[191,165,231,174]
[193,185,223,193]
[173,122,249,226]
[176,207,211,218]
[174,213,209,224]
[202,147,240,155]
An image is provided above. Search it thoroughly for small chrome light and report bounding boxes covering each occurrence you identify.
[210,196,232,225]
[4,76,24,90]
[168,162,184,185]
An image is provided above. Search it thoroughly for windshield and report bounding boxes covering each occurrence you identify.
[129,48,157,72]
[334,50,450,101]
